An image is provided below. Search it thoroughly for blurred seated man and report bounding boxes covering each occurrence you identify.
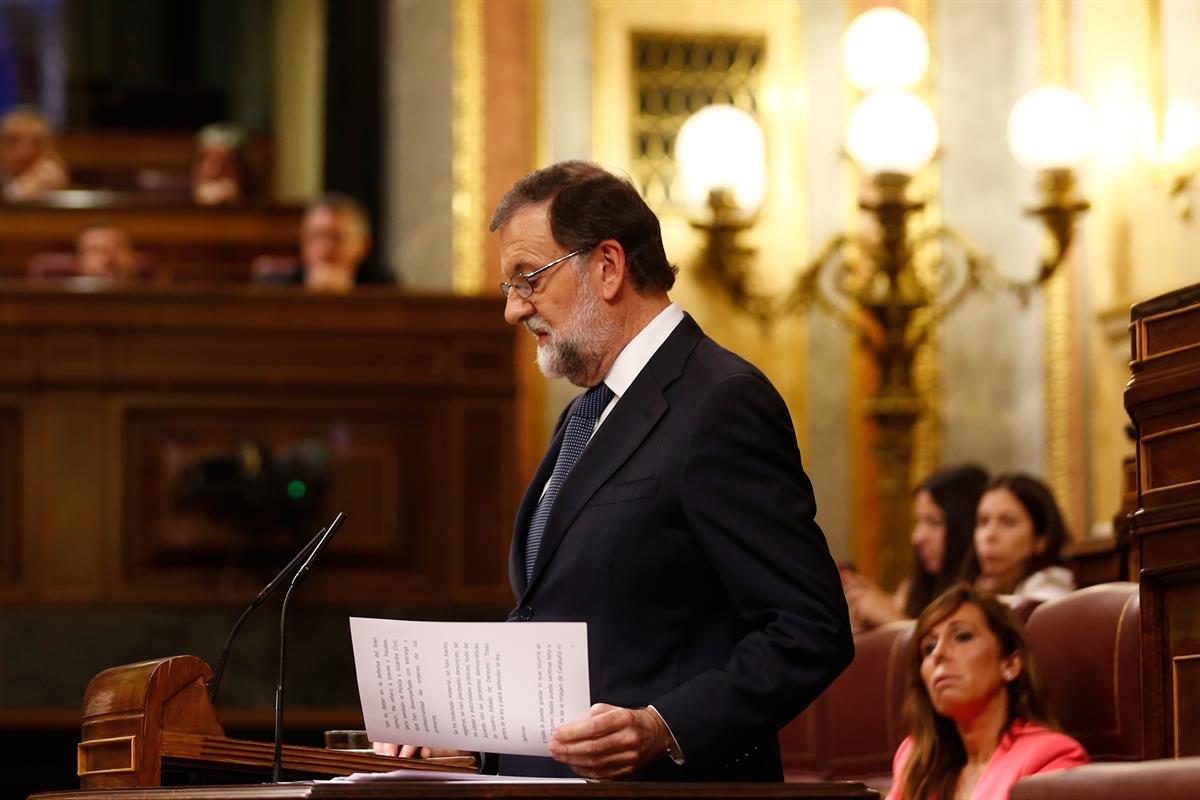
[301,193,372,291]
[255,193,372,292]
[191,123,251,205]
[1,105,69,201]
[77,223,138,279]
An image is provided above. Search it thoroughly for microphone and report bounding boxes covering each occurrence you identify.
[208,522,331,705]
[272,511,345,783]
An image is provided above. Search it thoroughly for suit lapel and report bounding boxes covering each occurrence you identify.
[522,315,704,596]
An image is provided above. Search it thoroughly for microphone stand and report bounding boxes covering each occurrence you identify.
[272,511,345,783]
[208,523,330,705]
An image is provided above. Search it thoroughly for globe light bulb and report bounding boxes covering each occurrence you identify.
[1007,86,1094,171]
[846,89,939,176]
[675,104,768,217]
[1159,102,1200,163]
[841,8,929,92]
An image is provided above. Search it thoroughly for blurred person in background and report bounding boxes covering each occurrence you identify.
[76,222,138,279]
[255,193,372,292]
[300,193,371,291]
[962,474,1075,603]
[1,105,69,201]
[843,464,990,631]
[191,123,252,205]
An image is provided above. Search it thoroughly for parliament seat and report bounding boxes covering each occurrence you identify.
[249,254,302,282]
[27,250,159,280]
[1010,757,1200,799]
[787,619,912,788]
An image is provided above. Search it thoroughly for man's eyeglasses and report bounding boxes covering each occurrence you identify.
[500,247,587,299]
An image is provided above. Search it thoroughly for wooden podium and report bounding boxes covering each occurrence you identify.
[40,655,878,799]
[74,656,474,789]
[32,782,877,800]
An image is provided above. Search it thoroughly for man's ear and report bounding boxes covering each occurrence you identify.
[594,240,628,301]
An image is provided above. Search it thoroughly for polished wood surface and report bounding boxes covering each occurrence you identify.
[0,282,516,609]
[1126,283,1200,759]
[31,781,878,800]
[77,656,472,790]
[0,197,301,282]
[55,131,273,197]
[1063,535,1125,587]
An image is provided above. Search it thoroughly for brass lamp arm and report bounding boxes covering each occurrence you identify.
[989,168,1090,303]
[785,232,888,351]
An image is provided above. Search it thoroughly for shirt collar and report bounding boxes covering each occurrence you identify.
[602,302,684,398]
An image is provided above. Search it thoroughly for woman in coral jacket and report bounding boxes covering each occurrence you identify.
[887,585,1088,800]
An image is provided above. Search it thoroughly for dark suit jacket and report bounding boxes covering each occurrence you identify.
[496,314,853,780]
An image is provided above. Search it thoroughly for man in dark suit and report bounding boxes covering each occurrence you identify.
[380,161,852,779]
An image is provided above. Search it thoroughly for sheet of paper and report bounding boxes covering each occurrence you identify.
[349,618,590,757]
[328,769,587,784]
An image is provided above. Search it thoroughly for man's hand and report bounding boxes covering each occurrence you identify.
[547,703,670,779]
[372,742,471,759]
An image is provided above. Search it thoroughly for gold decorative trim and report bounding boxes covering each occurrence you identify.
[1039,0,1082,535]
[1146,0,1164,144]
[452,0,486,295]
[905,0,941,492]
[533,0,548,171]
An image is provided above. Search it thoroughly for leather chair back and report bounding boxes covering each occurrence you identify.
[781,619,913,784]
[1024,581,1143,761]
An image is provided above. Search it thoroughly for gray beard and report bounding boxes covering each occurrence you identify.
[531,276,616,386]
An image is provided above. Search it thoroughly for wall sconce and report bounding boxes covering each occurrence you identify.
[676,7,1094,585]
[1008,86,1094,289]
[1153,102,1200,219]
[676,104,771,319]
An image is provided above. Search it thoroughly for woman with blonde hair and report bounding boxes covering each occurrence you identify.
[887,584,1087,800]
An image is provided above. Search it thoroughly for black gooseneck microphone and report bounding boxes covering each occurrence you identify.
[208,521,332,706]
[272,511,345,783]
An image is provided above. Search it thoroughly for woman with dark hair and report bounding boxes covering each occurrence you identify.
[844,464,989,630]
[887,584,1087,800]
[963,473,1074,602]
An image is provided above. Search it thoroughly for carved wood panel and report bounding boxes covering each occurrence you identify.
[116,399,441,603]
[0,285,517,611]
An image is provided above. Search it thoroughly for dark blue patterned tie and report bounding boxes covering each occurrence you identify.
[525,382,615,582]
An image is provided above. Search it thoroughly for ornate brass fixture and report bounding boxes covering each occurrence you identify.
[678,12,1094,589]
[694,168,1086,587]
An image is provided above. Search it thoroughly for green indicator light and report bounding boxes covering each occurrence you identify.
[286,480,307,500]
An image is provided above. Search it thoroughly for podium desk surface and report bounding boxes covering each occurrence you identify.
[30,781,878,800]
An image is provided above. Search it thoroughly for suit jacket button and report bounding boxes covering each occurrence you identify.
[517,605,533,620]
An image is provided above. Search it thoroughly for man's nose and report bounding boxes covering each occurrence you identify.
[504,292,532,325]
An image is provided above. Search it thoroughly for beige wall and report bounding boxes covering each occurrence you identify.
[385,0,456,291]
